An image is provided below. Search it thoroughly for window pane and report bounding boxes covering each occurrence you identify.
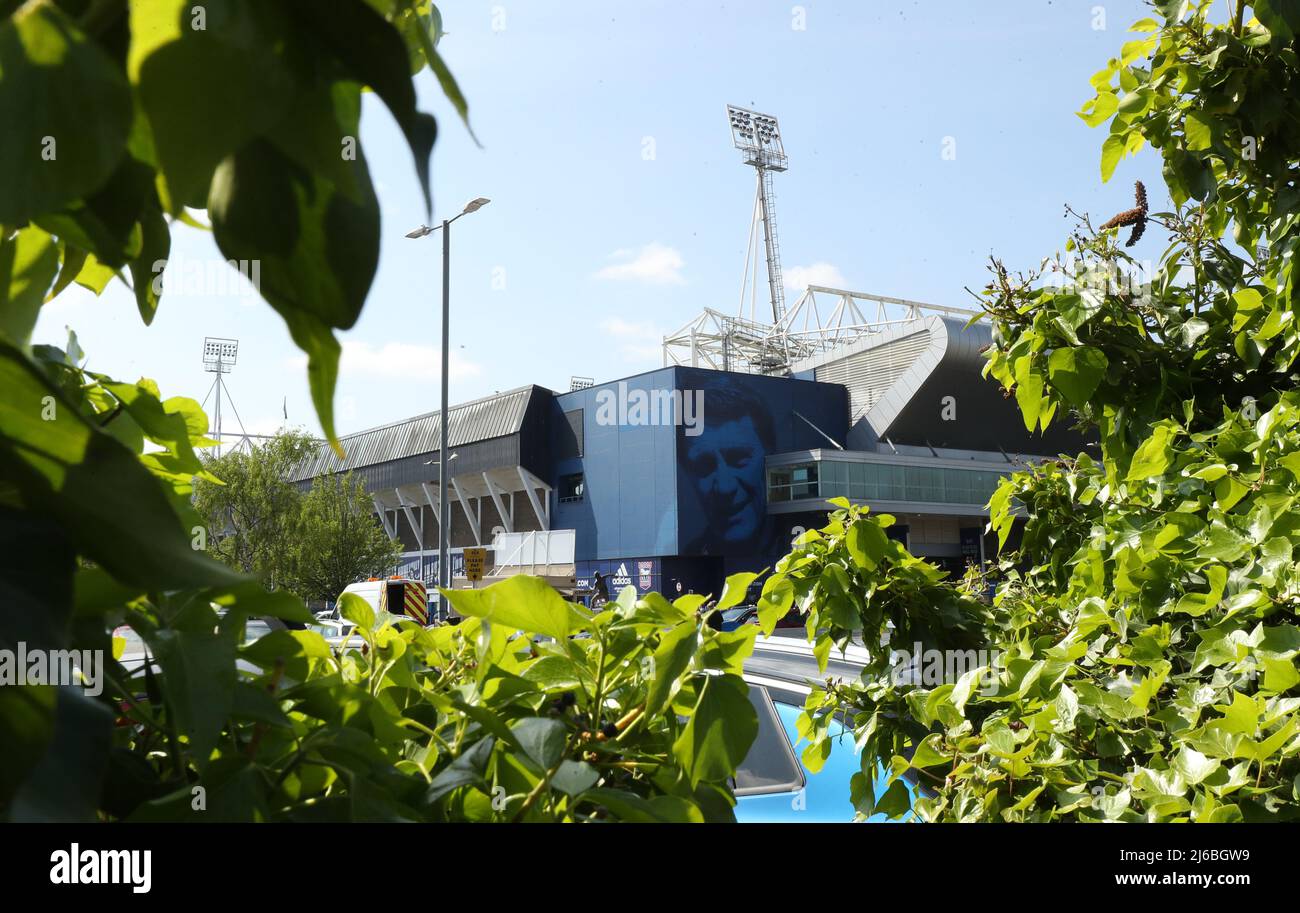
[848,462,868,499]
[822,460,847,498]
[793,462,819,499]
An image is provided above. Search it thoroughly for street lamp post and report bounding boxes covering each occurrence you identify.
[406,198,490,621]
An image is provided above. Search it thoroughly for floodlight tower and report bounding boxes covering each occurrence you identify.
[726,104,789,324]
[201,337,243,457]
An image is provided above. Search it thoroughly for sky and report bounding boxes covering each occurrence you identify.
[34,0,1163,441]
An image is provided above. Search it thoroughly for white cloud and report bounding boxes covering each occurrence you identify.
[784,262,847,291]
[601,317,664,362]
[594,243,685,285]
[288,341,482,383]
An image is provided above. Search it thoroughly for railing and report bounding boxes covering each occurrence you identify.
[490,529,576,575]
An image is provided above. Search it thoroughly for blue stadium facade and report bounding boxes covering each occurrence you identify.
[292,313,1085,603]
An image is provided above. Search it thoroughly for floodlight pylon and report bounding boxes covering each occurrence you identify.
[727,104,788,325]
[200,337,252,456]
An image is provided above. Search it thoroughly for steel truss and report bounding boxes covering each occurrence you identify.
[662,285,981,376]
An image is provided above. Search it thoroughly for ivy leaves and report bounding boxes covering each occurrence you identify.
[795,3,1300,823]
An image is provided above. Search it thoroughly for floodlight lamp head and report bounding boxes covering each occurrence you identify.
[725,104,787,171]
[405,224,433,239]
[202,337,239,374]
[462,197,490,214]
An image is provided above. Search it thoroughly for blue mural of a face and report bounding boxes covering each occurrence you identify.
[684,415,767,547]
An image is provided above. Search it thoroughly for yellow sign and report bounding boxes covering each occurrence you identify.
[463,547,487,582]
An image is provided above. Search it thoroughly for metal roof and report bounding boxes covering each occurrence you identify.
[292,385,541,481]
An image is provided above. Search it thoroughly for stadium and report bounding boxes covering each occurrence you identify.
[292,106,1085,605]
[291,286,1085,603]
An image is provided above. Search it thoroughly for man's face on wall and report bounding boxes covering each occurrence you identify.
[684,415,766,546]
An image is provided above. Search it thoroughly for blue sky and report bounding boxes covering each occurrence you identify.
[34,0,1161,440]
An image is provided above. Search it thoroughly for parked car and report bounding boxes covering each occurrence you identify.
[720,604,804,632]
[734,680,920,823]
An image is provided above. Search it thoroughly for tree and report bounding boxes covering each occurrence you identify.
[193,430,316,589]
[288,472,401,603]
[783,1,1300,822]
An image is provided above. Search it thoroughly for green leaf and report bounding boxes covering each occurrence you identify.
[1126,424,1175,480]
[549,760,598,797]
[672,674,757,787]
[209,139,379,454]
[408,7,480,147]
[1180,317,1210,347]
[442,575,584,641]
[910,733,949,769]
[0,227,59,346]
[646,621,698,715]
[1254,0,1300,43]
[717,571,758,610]
[338,592,377,631]
[1213,691,1260,736]
[287,0,438,215]
[847,518,889,570]
[1100,133,1125,182]
[127,0,299,211]
[581,788,703,823]
[126,200,170,325]
[0,340,239,590]
[1047,346,1108,406]
[0,3,132,223]
[149,624,238,769]
[1263,657,1300,693]
[1185,111,1213,151]
[875,778,912,819]
[1214,475,1248,512]
[756,575,794,636]
[426,737,493,803]
[1078,91,1118,128]
[7,687,113,822]
[510,717,566,771]
[1172,746,1220,786]
[1014,356,1046,431]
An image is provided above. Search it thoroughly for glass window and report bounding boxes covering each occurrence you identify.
[558,472,584,503]
[943,469,972,504]
[848,462,869,500]
[792,463,819,499]
[821,460,848,498]
[768,463,820,502]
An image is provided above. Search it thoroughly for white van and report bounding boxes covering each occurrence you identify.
[331,577,430,625]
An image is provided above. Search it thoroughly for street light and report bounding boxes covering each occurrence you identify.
[407,198,491,621]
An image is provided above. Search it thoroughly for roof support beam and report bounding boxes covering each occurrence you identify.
[451,477,481,545]
[483,472,513,534]
[516,466,550,531]
[371,495,396,540]
[419,481,441,527]
[395,488,423,549]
